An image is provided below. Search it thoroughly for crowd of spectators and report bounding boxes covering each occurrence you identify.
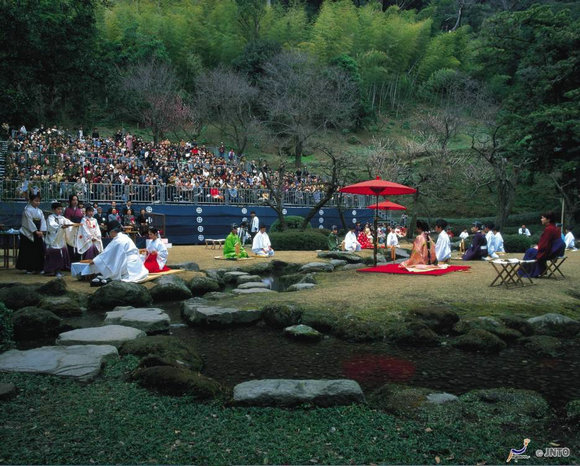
[2,124,327,204]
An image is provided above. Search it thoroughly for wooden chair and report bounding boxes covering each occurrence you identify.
[541,256,567,279]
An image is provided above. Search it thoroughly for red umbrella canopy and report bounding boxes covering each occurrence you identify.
[366,200,407,211]
[339,176,416,196]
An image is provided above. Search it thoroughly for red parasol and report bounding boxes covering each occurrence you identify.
[366,200,407,211]
[340,176,416,266]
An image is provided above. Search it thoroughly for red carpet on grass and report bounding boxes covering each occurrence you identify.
[357,263,471,275]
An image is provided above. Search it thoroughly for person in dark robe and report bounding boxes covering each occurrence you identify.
[16,192,46,273]
[462,221,488,260]
[519,211,565,278]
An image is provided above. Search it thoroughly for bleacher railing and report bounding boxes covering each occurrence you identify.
[0,179,368,208]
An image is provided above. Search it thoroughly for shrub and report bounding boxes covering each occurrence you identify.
[503,234,533,253]
[270,216,311,232]
[270,231,328,250]
[0,301,14,352]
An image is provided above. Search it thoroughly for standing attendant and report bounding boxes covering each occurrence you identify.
[76,206,103,260]
[64,194,83,262]
[386,226,399,262]
[44,202,78,277]
[462,222,488,261]
[249,211,259,240]
[564,227,577,251]
[16,193,47,273]
[252,225,274,256]
[434,219,451,263]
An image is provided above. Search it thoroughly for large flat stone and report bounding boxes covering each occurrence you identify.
[237,281,269,290]
[56,325,146,347]
[231,288,275,295]
[223,271,249,283]
[181,301,262,326]
[104,308,170,334]
[0,345,118,381]
[300,262,335,273]
[233,379,364,407]
[237,275,263,284]
[286,283,316,292]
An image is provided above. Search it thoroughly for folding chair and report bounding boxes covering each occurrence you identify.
[489,259,534,288]
[541,256,567,279]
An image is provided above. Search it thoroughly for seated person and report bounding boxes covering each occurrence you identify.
[76,205,103,260]
[399,220,436,269]
[343,225,362,252]
[519,211,565,278]
[386,226,399,262]
[88,220,149,283]
[357,226,373,249]
[484,223,499,260]
[141,228,170,273]
[223,224,249,259]
[564,226,577,251]
[377,224,386,245]
[434,219,451,263]
[493,226,505,253]
[252,224,274,256]
[328,225,340,251]
[462,222,487,261]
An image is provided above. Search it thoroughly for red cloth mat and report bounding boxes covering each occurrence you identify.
[357,264,471,275]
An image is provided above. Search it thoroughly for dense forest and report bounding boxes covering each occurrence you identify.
[0,0,578,224]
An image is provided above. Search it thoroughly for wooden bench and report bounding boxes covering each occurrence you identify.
[205,238,226,249]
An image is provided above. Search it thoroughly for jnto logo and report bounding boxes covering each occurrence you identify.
[506,438,531,462]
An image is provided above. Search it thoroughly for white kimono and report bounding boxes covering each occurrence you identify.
[344,231,361,251]
[90,232,148,282]
[485,230,499,258]
[495,232,505,252]
[252,231,274,256]
[146,237,169,269]
[20,204,47,241]
[565,231,576,250]
[435,230,451,262]
[386,232,399,247]
[76,216,103,255]
[45,214,73,249]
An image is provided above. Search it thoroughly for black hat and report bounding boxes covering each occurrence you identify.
[108,220,123,232]
[331,225,338,230]
[472,221,482,229]
[231,223,238,230]
[259,224,267,229]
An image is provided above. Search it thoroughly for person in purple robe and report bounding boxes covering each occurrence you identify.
[462,221,488,260]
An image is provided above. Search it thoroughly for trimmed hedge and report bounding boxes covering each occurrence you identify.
[270,231,328,250]
[270,216,311,232]
[502,234,533,253]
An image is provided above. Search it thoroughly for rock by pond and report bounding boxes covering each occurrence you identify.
[284,324,322,341]
[181,300,262,326]
[231,288,274,295]
[188,276,221,296]
[237,281,270,290]
[451,329,507,353]
[299,262,335,273]
[286,283,316,292]
[119,335,203,371]
[150,275,192,302]
[12,307,64,341]
[104,307,170,334]
[38,278,68,296]
[527,313,580,338]
[87,282,152,311]
[233,379,365,407]
[39,296,83,317]
[0,285,42,310]
[132,365,224,398]
[316,251,363,263]
[56,325,146,347]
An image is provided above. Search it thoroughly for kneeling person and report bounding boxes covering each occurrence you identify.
[224,224,249,259]
[142,228,170,273]
[252,224,274,257]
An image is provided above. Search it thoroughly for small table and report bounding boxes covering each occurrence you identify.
[489,259,534,288]
[205,239,225,249]
[71,262,92,279]
[0,232,19,269]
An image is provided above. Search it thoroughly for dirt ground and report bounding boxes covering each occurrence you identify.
[1,244,579,320]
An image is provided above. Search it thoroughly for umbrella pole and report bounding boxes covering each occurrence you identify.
[373,194,378,266]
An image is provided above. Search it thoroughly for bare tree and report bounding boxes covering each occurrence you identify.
[259,51,359,167]
[195,67,260,155]
[259,154,288,231]
[120,59,195,144]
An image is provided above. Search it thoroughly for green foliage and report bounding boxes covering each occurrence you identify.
[0,302,14,352]
[270,216,310,232]
[416,27,469,82]
[502,234,533,253]
[232,39,282,83]
[269,231,327,250]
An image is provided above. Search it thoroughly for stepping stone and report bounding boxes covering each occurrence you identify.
[237,275,263,284]
[181,301,262,326]
[104,308,170,334]
[223,271,249,283]
[56,325,146,347]
[286,283,316,292]
[237,281,269,290]
[330,259,347,267]
[0,345,118,382]
[317,251,363,263]
[426,392,459,404]
[203,292,231,300]
[342,263,365,270]
[232,288,275,295]
[233,379,365,407]
[527,313,580,338]
[300,262,335,273]
[284,324,322,341]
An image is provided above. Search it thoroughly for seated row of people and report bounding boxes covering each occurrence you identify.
[223,223,275,259]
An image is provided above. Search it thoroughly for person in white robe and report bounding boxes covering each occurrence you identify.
[252,225,274,256]
[16,193,47,273]
[459,229,469,253]
[386,226,399,262]
[343,226,362,252]
[44,202,78,276]
[141,228,170,272]
[484,224,499,260]
[493,226,505,253]
[434,219,451,263]
[87,220,148,282]
[564,227,577,251]
[76,206,103,260]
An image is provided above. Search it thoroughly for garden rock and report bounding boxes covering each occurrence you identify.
[237,281,269,290]
[407,306,459,333]
[454,317,522,343]
[317,251,363,263]
[119,335,202,370]
[233,379,364,407]
[223,271,249,283]
[240,262,274,275]
[56,325,146,347]
[520,335,562,357]
[38,279,67,296]
[203,291,231,300]
[284,324,322,341]
[0,285,42,310]
[170,262,200,271]
[388,321,440,346]
[461,388,549,419]
[132,365,223,398]
[262,304,303,328]
[12,307,63,341]
[104,308,170,334]
[278,272,317,288]
[39,296,83,317]
[342,263,365,270]
[0,345,118,381]
[150,275,192,302]
[181,301,262,326]
[0,382,17,400]
[329,259,347,267]
[188,276,221,296]
[299,262,334,273]
[236,275,263,284]
[368,384,433,416]
[499,315,534,336]
[231,288,274,295]
[286,283,316,292]
[527,313,580,338]
[426,392,459,404]
[87,281,152,311]
[452,329,507,352]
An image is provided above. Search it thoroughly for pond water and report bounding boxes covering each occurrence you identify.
[60,302,580,409]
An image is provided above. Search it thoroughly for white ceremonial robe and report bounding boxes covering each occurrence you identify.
[21,204,47,241]
[146,237,169,269]
[495,232,505,252]
[90,232,148,282]
[344,231,361,251]
[386,232,399,247]
[45,214,73,249]
[565,232,576,249]
[435,230,451,262]
[76,217,103,255]
[252,231,274,256]
[486,230,499,258]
